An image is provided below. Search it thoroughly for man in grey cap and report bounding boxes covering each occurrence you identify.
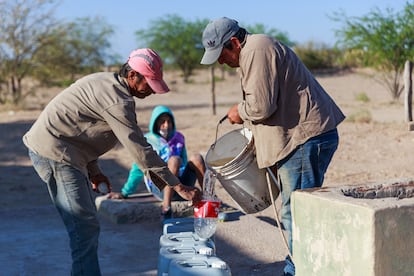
[200,17,345,276]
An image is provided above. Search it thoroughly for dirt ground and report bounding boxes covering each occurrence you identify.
[1,68,413,275]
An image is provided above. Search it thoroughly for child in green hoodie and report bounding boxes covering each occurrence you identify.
[109,105,205,220]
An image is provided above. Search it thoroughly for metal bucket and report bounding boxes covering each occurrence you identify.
[206,128,279,214]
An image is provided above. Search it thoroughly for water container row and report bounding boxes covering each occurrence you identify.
[158,217,231,276]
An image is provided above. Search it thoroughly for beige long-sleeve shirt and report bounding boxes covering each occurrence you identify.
[23,72,178,190]
[238,34,346,168]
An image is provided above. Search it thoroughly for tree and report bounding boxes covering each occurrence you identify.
[33,16,115,86]
[135,14,208,82]
[0,0,63,104]
[0,0,114,105]
[331,3,414,100]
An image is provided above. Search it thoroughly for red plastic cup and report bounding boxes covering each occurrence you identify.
[194,200,221,218]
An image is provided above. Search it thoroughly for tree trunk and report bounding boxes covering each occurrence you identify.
[404,60,413,122]
[10,76,23,104]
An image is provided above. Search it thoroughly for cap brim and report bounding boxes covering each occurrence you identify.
[200,46,223,65]
[146,78,170,94]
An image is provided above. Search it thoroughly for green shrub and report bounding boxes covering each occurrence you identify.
[347,109,372,123]
[294,42,341,70]
[355,92,370,103]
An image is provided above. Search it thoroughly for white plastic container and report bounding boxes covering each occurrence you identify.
[168,255,231,276]
[206,128,279,214]
[159,231,215,252]
[163,217,195,234]
[157,245,214,276]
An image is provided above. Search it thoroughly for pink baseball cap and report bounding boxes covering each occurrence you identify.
[127,48,170,94]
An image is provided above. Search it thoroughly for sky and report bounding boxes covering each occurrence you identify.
[55,0,410,61]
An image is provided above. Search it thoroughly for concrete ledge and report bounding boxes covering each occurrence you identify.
[292,178,414,276]
[96,193,194,224]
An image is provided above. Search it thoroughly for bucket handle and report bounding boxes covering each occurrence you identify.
[211,115,228,149]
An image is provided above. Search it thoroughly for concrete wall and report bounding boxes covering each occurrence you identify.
[291,184,414,276]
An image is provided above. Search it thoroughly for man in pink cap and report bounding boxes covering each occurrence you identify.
[22,48,202,275]
[127,48,170,94]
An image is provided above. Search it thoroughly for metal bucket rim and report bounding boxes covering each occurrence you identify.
[212,148,254,176]
[206,128,253,170]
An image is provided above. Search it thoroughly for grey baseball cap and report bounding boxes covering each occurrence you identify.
[200,17,240,65]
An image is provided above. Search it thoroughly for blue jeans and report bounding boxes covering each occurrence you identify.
[277,128,339,275]
[28,150,101,276]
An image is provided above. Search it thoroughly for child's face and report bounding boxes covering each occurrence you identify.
[156,114,173,138]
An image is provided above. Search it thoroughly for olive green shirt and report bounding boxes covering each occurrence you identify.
[23,72,178,190]
[238,34,346,168]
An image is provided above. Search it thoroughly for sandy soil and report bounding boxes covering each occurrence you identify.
[1,68,413,210]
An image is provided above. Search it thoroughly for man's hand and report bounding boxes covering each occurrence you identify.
[173,183,202,205]
[227,104,243,124]
[89,173,112,194]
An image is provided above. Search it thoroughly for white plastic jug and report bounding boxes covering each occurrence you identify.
[157,245,214,276]
[168,255,231,276]
[163,217,195,234]
[159,231,215,252]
